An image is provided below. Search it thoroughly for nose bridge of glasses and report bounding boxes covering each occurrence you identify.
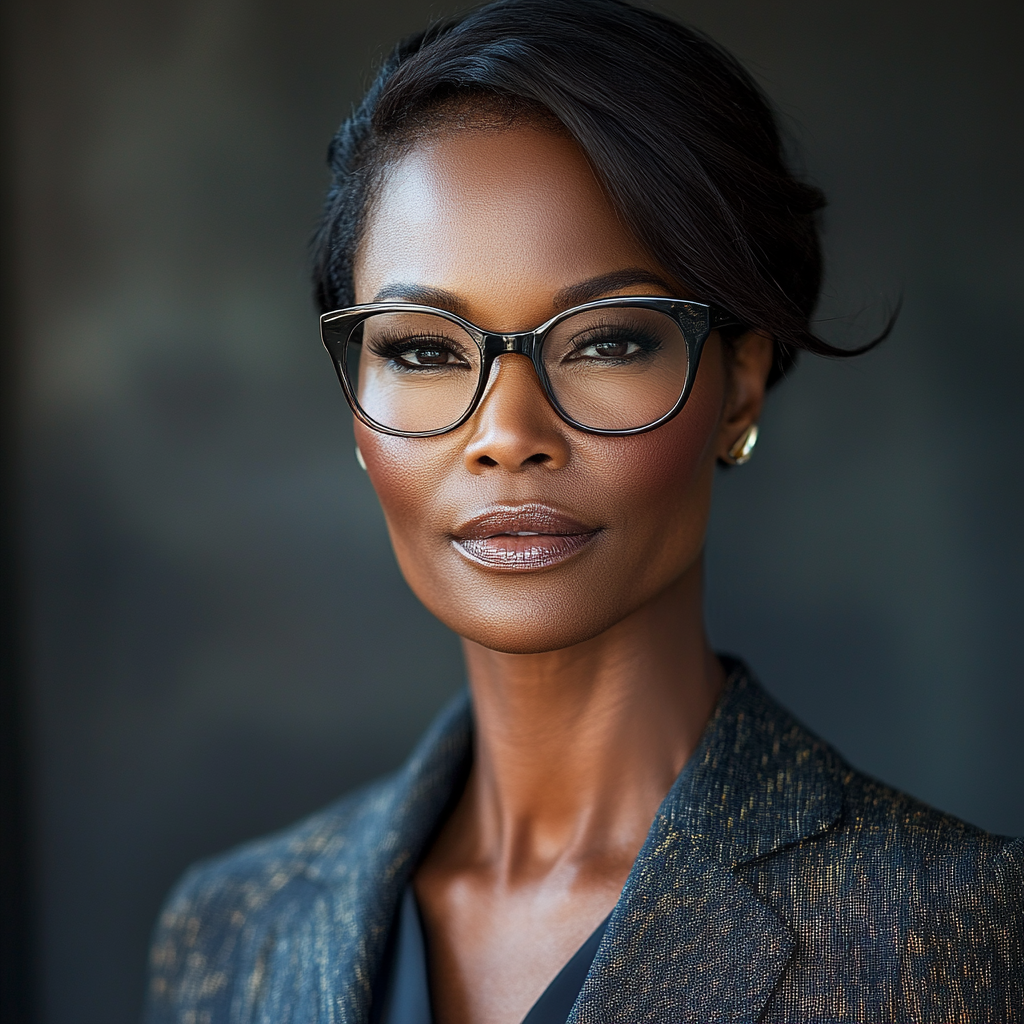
[477,333,547,413]
[482,331,540,362]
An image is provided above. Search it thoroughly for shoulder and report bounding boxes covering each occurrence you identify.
[144,691,473,1023]
[145,774,397,1022]
[749,694,1024,910]
[695,665,1022,908]
[159,772,395,918]
[743,754,1024,1018]
[719,672,1023,901]
[707,669,1023,1017]
[835,769,1024,952]
[834,765,1018,867]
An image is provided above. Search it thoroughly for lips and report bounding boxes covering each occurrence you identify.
[452,504,600,570]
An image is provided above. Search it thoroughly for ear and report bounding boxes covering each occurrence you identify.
[716,330,773,462]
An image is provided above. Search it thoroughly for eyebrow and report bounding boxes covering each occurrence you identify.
[371,268,676,318]
[371,283,469,316]
[552,269,676,308]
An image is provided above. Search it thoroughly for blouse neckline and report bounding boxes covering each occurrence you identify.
[372,884,611,1024]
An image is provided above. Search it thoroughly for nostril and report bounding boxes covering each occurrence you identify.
[526,453,551,465]
[477,455,498,467]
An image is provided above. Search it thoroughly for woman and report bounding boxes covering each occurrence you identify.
[145,1,1023,1021]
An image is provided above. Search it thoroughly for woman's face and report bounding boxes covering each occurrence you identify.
[353,125,759,655]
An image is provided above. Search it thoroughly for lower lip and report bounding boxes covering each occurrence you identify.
[453,532,598,570]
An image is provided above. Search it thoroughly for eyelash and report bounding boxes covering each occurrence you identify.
[366,333,471,366]
[363,324,662,367]
[563,326,662,359]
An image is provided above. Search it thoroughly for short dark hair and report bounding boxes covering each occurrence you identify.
[311,0,888,385]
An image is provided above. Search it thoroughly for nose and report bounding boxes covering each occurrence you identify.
[462,354,571,474]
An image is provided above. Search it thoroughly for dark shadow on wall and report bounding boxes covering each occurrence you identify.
[2,0,36,1018]
[8,0,1024,1021]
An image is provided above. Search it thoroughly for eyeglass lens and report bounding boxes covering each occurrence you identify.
[344,307,691,434]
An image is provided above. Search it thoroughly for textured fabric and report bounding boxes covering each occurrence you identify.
[144,662,1024,1023]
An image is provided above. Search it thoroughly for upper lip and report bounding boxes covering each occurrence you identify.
[453,504,599,540]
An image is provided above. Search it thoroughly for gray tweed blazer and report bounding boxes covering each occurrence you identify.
[144,664,1023,1023]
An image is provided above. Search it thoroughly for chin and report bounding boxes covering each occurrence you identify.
[426,576,639,655]
[457,620,611,656]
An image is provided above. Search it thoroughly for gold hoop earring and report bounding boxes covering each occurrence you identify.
[355,446,367,471]
[724,424,758,465]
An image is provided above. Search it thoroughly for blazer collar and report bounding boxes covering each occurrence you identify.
[571,661,846,1023]
[301,692,473,1023]
[305,662,844,1023]
[670,661,846,867]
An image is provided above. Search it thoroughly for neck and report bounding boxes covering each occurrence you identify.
[458,558,724,878]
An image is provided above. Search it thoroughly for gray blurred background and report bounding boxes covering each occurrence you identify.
[7,0,1022,1020]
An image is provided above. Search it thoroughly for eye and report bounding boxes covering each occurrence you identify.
[579,337,641,359]
[367,334,473,370]
[565,328,659,362]
[397,344,463,367]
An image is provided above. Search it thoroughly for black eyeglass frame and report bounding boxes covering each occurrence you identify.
[320,296,741,438]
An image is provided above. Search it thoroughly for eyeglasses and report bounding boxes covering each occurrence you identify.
[320,296,740,437]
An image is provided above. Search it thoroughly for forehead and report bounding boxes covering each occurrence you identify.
[354,126,667,320]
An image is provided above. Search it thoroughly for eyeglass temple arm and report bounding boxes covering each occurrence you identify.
[708,305,744,332]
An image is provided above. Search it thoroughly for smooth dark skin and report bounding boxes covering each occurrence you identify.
[353,124,773,1024]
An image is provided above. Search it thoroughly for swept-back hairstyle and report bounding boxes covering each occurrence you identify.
[312,0,885,385]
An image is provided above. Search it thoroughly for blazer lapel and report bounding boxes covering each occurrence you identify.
[573,826,794,1023]
[572,666,845,1024]
[302,692,474,1024]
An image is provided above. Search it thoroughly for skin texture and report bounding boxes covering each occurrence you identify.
[353,124,773,1024]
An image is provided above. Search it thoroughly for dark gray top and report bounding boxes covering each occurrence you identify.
[144,661,1024,1023]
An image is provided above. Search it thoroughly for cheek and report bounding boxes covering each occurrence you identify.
[591,352,724,536]
[354,419,456,552]
[357,424,487,627]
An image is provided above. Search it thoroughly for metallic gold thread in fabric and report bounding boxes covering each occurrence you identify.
[144,664,1023,1023]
